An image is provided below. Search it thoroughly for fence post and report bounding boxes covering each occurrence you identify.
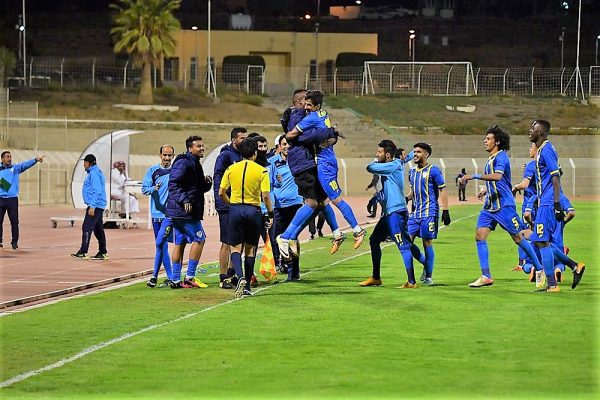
[28,57,33,86]
[417,66,423,94]
[389,65,394,93]
[64,169,68,204]
[471,158,478,197]
[531,67,534,95]
[246,66,249,94]
[38,169,42,206]
[123,60,128,88]
[503,69,508,95]
[340,158,348,196]
[439,158,446,181]
[560,67,565,94]
[446,66,453,95]
[92,58,96,88]
[569,158,576,196]
[334,68,338,95]
[60,58,64,87]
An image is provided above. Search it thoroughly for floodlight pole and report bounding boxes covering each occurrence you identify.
[192,26,198,86]
[594,35,600,65]
[315,22,319,84]
[559,27,565,69]
[207,0,217,98]
[574,0,584,99]
[22,0,27,86]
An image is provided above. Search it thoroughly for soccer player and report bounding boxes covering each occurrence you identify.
[406,143,451,285]
[269,136,304,280]
[166,136,213,289]
[286,90,366,253]
[277,90,339,261]
[213,127,248,289]
[358,140,416,289]
[511,142,538,269]
[527,120,585,291]
[219,138,274,298]
[142,144,174,288]
[523,191,575,284]
[71,154,108,260]
[459,125,544,288]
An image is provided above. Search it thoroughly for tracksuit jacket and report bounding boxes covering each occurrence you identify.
[212,144,243,212]
[0,159,38,198]
[82,164,107,209]
[166,152,212,220]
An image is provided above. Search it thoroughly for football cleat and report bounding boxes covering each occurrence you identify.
[468,276,494,288]
[398,282,418,289]
[330,233,346,254]
[535,270,546,288]
[571,263,586,289]
[158,279,173,288]
[554,268,563,283]
[289,240,300,259]
[90,252,109,261]
[146,277,157,288]
[276,235,290,261]
[234,278,247,299]
[182,277,208,288]
[422,277,434,286]
[533,286,560,293]
[353,228,367,249]
[219,278,235,289]
[250,275,259,287]
[359,277,382,287]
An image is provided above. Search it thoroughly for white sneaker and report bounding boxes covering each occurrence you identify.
[419,268,427,283]
[535,270,546,288]
[276,235,290,260]
[423,277,434,285]
[234,278,247,299]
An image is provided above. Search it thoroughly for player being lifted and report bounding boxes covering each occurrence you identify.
[460,125,544,288]
[285,90,366,253]
[406,143,451,285]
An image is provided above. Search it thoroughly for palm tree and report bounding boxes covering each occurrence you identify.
[110,0,181,105]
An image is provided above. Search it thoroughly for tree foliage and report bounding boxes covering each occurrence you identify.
[110,0,181,104]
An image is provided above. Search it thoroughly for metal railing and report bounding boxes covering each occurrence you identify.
[6,57,599,97]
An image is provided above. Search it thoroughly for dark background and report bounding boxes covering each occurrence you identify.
[1,0,599,66]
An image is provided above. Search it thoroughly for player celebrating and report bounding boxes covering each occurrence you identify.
[406,143,451,285]
[359,140,416,289]
[286,90,365,253]
[527,120,585,291]
[460,125,543,288]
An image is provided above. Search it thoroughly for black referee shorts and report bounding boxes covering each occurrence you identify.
[294,167,327,203]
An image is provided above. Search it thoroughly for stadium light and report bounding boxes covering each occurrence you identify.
[356,1,362,4]
[409,30,416,89]
[305,14,312,20]
[191,26,198,84]
[596,34,600,65]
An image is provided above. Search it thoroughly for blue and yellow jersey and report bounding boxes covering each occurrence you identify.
[220,160,270,207]
[408,164,446,218]
[483,150,515,212]
[296,109,336,165]
[522,159,536,208]
[535,140,561,207]
[525,192,574,215]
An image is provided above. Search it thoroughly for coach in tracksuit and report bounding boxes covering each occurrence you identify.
[71,154,108,260]
[0,151,45,250]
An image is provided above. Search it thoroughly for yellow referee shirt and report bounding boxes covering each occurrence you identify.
[219,160,270,207]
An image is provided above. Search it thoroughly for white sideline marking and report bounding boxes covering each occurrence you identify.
[0,213,477,388]
[9,281,48,284]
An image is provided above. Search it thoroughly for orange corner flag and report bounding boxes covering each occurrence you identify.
[259,235,277,282]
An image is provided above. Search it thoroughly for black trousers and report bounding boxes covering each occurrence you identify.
[274,204,302,272]
[0,197,19,245]
[458,186,466,201]
[79,207,107,254]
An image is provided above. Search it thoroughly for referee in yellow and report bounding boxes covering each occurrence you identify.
[219,138,274,298]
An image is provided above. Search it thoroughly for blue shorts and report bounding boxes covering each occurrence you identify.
[370,210,411,247]
[529,205,559,243]
[172,219,206,245]
[228,204,263,247]
[217,210,231,245]
[476,205,526,236]
[318,165,342,201]
[153,217,173,245]
[408,216,438,240]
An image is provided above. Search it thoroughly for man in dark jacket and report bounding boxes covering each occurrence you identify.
[166,135,213,289]
[212,127,248,288]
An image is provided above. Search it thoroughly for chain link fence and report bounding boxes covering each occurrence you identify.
[7,58,600,97]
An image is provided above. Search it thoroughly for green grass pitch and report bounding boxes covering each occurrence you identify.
[1,203,597,399]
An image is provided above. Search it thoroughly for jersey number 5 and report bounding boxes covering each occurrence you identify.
[511,217,520,230]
